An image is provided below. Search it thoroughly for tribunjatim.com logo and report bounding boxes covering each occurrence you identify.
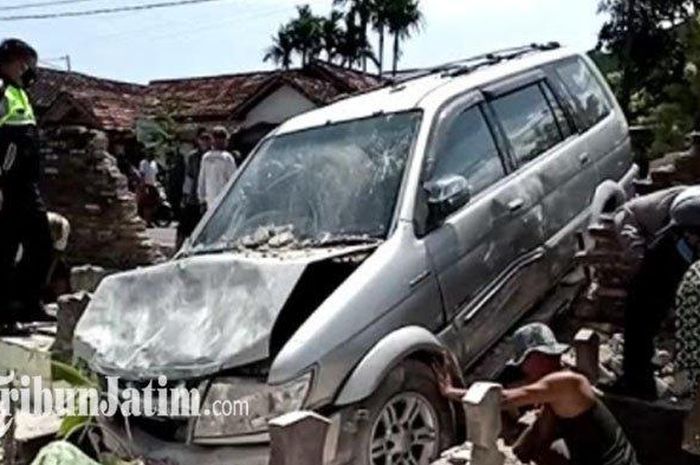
[0,370,249,438]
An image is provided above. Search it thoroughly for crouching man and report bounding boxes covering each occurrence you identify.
[437,323,639,465]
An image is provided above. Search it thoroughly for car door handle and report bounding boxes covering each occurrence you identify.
[579,153,590,165]
[508,198,524,212]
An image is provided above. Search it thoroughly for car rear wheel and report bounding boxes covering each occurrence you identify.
[350,359,457,465]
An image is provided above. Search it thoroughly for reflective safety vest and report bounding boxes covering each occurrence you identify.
[0,84,36,127]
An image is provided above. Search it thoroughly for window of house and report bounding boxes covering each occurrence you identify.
[555,58,611,130]
[490,84,563,165]
[430,105,506,196]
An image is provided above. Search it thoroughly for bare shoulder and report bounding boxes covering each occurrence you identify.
[541,371,592,394]
[543,371,597,417]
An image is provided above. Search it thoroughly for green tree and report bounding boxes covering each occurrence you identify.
[335,12,377,69]
[334,0,375,70]
[386,0,423,76]
[320,10,345,62]
[598,0,700,116]
[289,4,323,66]
[264,25,295,70]
[372,0,390,75]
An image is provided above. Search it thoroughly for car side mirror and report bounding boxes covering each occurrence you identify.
[424,174,471,224]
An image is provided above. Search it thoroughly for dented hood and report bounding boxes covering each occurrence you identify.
[74,249,361,380]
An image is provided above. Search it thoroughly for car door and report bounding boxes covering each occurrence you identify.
[420,91,545,365]
[486,73,596,279]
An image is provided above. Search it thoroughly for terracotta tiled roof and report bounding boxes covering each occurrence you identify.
[147,62,383,123]
[32,68,147,131]
[309,61,383,93]
[146,70,276,121]
[33,62,383,130]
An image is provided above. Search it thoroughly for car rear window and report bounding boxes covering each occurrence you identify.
[554,57,611,131]
[490,83,563,165]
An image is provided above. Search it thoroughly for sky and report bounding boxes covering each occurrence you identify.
[1,0,608,84]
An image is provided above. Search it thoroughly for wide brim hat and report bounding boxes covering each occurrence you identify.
[506,322,569,368]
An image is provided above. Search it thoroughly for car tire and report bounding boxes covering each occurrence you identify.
[349,359,458,465]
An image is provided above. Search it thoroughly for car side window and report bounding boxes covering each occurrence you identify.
[490,84,563,166]
[430,105,506,196]
[554,57,611,131]
[541,82,573,139]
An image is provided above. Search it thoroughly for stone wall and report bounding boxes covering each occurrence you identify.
[39,126,163,269]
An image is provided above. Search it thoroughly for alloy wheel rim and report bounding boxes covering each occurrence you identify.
[369,392,439,465]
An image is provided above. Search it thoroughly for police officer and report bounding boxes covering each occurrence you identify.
[0,38,53,323]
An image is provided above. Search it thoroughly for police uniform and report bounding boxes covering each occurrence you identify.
[0,79,53,320]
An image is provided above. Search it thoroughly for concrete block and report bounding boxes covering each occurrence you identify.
[269,411,331,465]
[463,383,503,449]
[0,335,54,380]
[574,328,600,384]
[53,292,91,361]
[69,265,111,293]
[470,446,505,465]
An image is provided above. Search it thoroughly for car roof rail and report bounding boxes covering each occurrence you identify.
[388,41,561,86]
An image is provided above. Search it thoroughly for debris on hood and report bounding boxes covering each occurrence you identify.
[186,223,382,258]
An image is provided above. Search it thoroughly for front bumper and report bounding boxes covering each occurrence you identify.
[98,415,270,465]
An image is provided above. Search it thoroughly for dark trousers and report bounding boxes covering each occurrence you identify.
[176,203,203,249]
[622,233,690,395]
[0,187,53,321]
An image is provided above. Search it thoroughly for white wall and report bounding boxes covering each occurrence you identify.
[243,85,317,127]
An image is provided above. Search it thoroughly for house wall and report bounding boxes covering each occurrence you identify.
[40,126,164,269]
[243,85,317,127]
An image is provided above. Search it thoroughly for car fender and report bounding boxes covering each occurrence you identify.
[334,326,445,407]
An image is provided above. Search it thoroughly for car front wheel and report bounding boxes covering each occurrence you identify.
[350,359,458,465]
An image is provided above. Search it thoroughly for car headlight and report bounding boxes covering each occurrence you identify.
[192,372,312,443]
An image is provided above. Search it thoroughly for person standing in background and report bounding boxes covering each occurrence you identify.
[176,128,211,248]
[138,152,159,226]
[197,126,236,211]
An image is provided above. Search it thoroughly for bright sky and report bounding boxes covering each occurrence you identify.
[1,0,607,84]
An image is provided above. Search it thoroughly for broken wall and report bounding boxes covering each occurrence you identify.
[40,126,163,269]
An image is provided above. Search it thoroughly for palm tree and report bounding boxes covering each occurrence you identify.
[386,0,423,76]
[336,14,377,70]
[264,25,295,70]
[289,4,323,66]
[321,10,344,63]
[334,0,375,70]
[371,0,390,75]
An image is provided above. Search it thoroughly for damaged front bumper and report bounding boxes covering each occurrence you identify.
[98,415,271,465]
[98,407,348,465]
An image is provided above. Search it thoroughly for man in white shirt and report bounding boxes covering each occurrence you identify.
[137,153,159,225]
[139,155,158,187]
[197,126,237,210]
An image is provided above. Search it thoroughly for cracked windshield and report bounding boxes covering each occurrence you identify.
[192,111,422,251]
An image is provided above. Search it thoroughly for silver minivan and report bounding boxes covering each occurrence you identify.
[75,44,636,465]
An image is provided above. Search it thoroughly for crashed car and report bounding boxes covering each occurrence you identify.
[74,43,636,465]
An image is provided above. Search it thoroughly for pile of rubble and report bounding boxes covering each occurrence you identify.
[559,331,694,401]
[39,126,163,269]
[49,265,110,362]
[635,131,700,195]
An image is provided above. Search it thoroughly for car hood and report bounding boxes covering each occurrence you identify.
[73,248,367,380]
